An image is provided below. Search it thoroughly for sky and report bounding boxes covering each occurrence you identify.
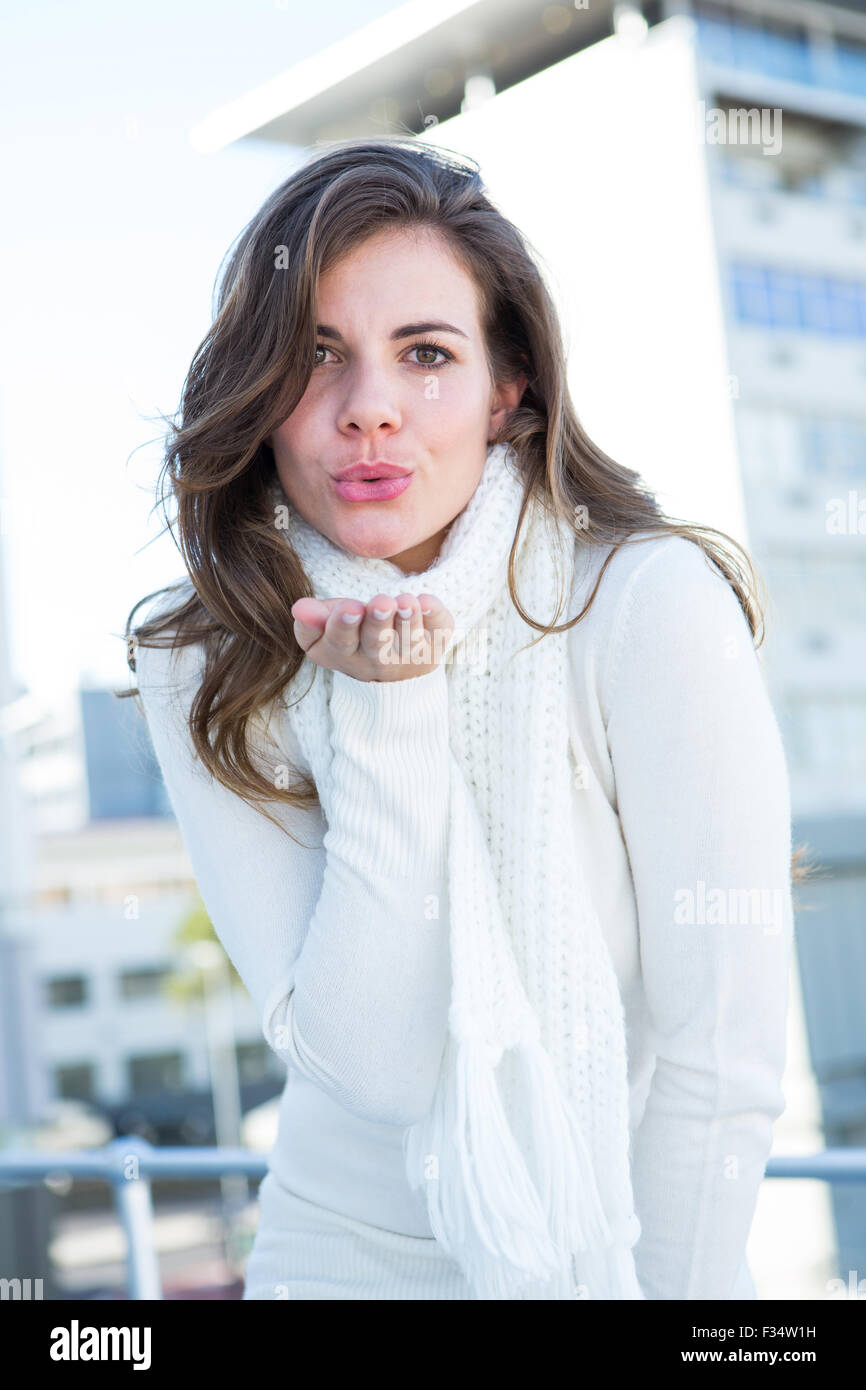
[0,0,398,702]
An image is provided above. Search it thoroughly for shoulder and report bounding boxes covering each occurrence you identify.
[130,582,310,777]
[568,531,756,715]
[572,530,749,635]
[131,583,206,703]
[574,527,739,607]
[129,588,210,788]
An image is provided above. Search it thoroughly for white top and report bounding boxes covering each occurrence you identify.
[133,532,794,1300]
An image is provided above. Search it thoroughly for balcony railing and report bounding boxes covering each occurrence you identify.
[1,1139,865,1299]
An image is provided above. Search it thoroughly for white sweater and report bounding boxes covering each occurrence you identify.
[133,532,794,1301]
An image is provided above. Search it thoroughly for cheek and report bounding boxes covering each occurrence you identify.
[432,370,490,422]
[272,410,310,452]
[272,378,326,444]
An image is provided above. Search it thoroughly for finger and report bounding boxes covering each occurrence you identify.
[292,596,350,624]
[291,597,329,653]
[394,593,426,666]
[292,597,356,651]
[360,594,397,667]
[417,593,454,665]
[292,597,329,627]
[416,593,454,631]
[320,599,366,657]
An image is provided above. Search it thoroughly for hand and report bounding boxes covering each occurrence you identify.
[290,592,455,683]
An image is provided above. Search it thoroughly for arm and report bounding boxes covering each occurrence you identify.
[133,633,453,1127]
[602,537,793,1300]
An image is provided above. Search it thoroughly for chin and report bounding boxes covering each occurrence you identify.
[331,514,414,561]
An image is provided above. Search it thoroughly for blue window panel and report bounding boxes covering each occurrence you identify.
[694,16,736,66]
[727,264,866,337]
[800,280,834,334]
[840,283,866,338]
[731,27,768,75]
[834,44,866,98]
[730,265,770,322]
[803,420,866,477]
[700,13,866,92]
[782,34,812,85]
[752,33,783,79]
[755,31,810,84]
[828,285,864,337]
[835,425,866,476]
[766,271,805,329]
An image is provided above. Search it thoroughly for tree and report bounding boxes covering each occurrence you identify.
[164,892,243,1007]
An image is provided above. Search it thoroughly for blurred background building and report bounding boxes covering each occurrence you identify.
[1,589,285,1294]
[2,0,864,1298]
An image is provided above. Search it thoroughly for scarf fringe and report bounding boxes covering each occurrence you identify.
[404,1030,644,1300]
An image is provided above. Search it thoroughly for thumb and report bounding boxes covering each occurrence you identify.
[291,597,332,628]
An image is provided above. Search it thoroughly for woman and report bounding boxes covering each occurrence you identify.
[124,137,796,1301]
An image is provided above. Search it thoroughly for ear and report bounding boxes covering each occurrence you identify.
[488,371,528,442]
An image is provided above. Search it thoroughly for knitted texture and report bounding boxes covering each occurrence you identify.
[274,442,645,1299]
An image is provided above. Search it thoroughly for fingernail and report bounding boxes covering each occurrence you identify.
[341,612,363,625]
[372,607,391,620]
[397,606,413,618]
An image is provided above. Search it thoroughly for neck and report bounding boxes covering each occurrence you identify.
[385,521,451,576]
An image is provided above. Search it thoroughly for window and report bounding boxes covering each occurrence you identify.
[728,263,866,339]
[714,118,866,208]
[119,967,170,1000]
[127,1052,184,1095]
[54,1063,95,1102]
[694,6,866,95]
[766,271,803,331]
[763,556,866,629]
[802,418,866,480]
[730,264,770,321]
[787,699,866,778]
[46,975,87,1008]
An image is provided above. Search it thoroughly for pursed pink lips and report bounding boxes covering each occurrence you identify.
[332,462,413,503]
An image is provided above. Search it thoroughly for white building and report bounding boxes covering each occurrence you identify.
[8,691,89,836]
[9,817,282,1133]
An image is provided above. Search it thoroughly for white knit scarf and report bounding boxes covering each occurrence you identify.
[273,442,645,1300]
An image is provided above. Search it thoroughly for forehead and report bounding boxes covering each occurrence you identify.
[317,227,481,317]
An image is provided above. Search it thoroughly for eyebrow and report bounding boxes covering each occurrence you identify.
[315,320,469,342]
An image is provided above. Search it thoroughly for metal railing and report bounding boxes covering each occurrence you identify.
[0,1140,864,1299]
[0,1138,267,1299]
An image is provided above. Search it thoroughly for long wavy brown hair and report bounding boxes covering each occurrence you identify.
[119,136,811,880]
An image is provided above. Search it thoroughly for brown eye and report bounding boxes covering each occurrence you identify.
[408,340,453,369]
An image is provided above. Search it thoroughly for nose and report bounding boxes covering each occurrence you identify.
[335,359,403,438]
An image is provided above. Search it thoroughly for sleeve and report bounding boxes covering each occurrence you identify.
[132,632,453,1128]
[601,537,794,1300]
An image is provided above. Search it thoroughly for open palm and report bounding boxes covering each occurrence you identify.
[291,591,454,682]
